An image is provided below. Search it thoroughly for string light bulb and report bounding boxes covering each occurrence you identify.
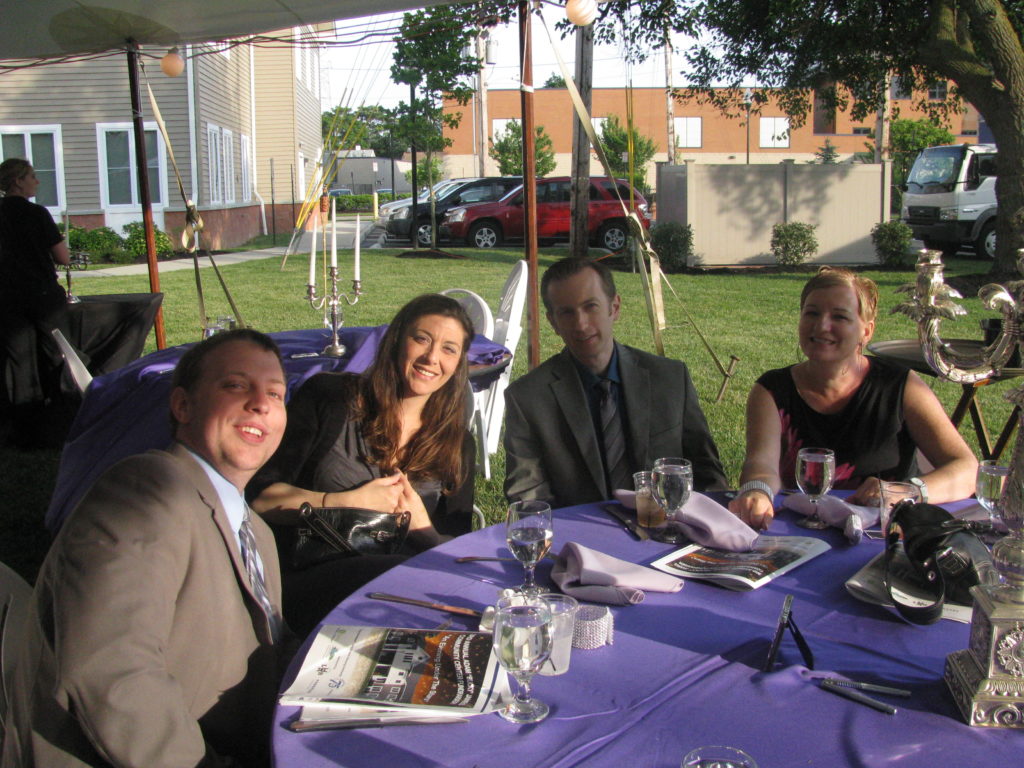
[160,47,185,77]
[566,0,598,26]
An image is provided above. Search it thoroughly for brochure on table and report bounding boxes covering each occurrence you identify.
[281,624,510,722]
[650,536,831,591]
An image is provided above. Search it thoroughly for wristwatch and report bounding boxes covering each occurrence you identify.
[909,476,928,503]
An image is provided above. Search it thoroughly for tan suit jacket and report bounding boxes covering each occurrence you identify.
[1,443,284,768]
[504,343,728,508]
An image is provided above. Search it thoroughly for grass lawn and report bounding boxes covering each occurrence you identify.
[2,245,1013,582]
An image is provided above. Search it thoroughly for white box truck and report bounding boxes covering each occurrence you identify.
[900,143,998,258]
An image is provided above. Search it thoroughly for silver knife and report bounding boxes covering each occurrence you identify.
[367,592,483,617]
[602,504,649,541]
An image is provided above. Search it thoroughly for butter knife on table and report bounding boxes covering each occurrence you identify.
[367,592,482,617]
[602,504,649,541]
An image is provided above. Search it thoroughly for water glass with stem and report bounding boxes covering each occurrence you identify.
[492,594,553,723]
[651,458,693,544]
[795,447,835,529]
[977,460,1010,524]
[506,500,553,595]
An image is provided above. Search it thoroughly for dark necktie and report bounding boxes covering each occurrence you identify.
[598,378,631,493]
[239,507,280,642]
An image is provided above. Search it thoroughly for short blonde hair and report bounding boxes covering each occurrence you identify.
[800,266,878,324]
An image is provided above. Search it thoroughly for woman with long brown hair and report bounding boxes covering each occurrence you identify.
[248,293,475,632]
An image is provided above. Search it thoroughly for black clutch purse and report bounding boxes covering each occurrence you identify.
[884,500,996,624]
[287,503,411,570]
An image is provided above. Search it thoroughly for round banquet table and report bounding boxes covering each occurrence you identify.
[272,497,1018,768]
[46,326,508,532]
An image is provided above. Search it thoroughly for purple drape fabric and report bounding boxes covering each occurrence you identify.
[46,327,508,532]
[272,498,1014,768]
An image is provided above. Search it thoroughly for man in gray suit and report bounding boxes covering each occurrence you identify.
[504,258,727,508]
[3,329,289,767]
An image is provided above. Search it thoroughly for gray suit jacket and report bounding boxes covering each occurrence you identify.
[504,343,728,508]
[2,443,285,768]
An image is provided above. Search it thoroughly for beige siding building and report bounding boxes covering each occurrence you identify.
[0,30,324,250]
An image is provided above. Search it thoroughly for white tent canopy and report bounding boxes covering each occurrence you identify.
[0,1,447,60]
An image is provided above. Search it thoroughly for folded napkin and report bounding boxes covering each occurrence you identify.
[673,492,759,552]
[783,494,877,542]
[551,542,682,605]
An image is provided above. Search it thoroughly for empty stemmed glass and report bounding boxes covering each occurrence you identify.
[506,500,553,595]
[651,457,693,544]
[492,594,553,723]
[795,447,835,529]
[977,460,1010,524]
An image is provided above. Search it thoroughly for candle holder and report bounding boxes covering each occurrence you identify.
[306,267,361,358]
[895,248,1024,728]
[65,267,81,304]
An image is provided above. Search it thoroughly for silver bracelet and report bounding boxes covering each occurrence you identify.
[737,480,774,501]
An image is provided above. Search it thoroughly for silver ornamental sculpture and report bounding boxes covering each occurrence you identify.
[895,249,1024,728]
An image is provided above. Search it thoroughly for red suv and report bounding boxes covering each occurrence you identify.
[440,176,651,250]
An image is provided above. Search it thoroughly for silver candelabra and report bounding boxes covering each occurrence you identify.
[895,248,1024,727]
[307,267,361,357]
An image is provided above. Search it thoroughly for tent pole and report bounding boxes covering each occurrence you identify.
[127,42,167,348]
[520,1,539,369]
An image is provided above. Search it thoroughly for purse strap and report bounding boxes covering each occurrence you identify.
[298,503,358,555]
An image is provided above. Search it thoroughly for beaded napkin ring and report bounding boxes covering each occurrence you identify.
[572,605,614,649]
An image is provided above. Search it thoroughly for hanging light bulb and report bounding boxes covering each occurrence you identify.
[566,0,598,26]
[160,47,185,77]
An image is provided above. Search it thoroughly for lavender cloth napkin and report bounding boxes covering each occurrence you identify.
[614,490,759,552]
[783,493,878,529]
[550,542,683,606]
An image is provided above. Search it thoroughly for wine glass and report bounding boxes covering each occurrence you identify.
[682,745,758,768]
[795,447,835,529]
[492,594,553,724]
[506,500,553,595]
[651,458,693,545]
[977,460,1010,524]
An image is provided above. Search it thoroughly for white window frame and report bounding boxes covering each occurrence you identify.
[492,118,515,140]
[928,82,948,101]
[759,117,790,148]
[207,124,224,205]
[591,117,607,137]
[95,122,166,211]
[240,134,252,203]
[673,117,702,149]
[223,129,236,204]
[0,124,65,215]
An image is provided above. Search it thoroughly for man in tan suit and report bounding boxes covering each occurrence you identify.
[2,329,289,767]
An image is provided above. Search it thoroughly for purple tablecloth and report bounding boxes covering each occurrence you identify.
[273,499,1017,768]
[46,326,508,532]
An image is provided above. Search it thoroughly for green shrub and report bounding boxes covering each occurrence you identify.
[122,221,174,260]
[80,227,125,262]
[871,219,914,267]
[771,221,818,266]
[649,221,693,273]
[61,224,89,254]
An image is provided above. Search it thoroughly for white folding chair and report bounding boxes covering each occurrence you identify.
[439,288,494,339]
[482,260,528,456]
[0,561,31,739]
[444,289,497,477]
[51,328,93,394]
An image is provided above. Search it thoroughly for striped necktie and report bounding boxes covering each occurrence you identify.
[598,378,631,493]
[239,507,280,642]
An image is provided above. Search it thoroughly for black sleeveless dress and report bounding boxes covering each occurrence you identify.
[757,356,919,490]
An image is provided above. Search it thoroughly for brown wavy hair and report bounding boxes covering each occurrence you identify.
[359,294,473,491]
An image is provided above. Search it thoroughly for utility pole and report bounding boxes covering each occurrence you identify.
[569,23,593,259]
[475,32,490,176]
[664,30,675,165]
[875,74,891,164]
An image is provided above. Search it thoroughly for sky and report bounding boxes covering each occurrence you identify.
[320,6,684,113]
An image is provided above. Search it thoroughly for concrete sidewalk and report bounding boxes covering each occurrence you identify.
[72,219,379,278]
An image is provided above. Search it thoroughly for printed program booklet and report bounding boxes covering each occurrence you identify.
[650,536,831,590]
[844,548,972,623]
[280,625,510,724]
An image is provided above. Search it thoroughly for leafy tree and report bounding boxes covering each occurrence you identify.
[600,115,657,194]
[887,118,956,188]
[597,1,1024,273]
[489,120,557,176]
[404,156,444,187]
[321,105,406,160]
[812,139,839,164]
[543,73,567,89]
